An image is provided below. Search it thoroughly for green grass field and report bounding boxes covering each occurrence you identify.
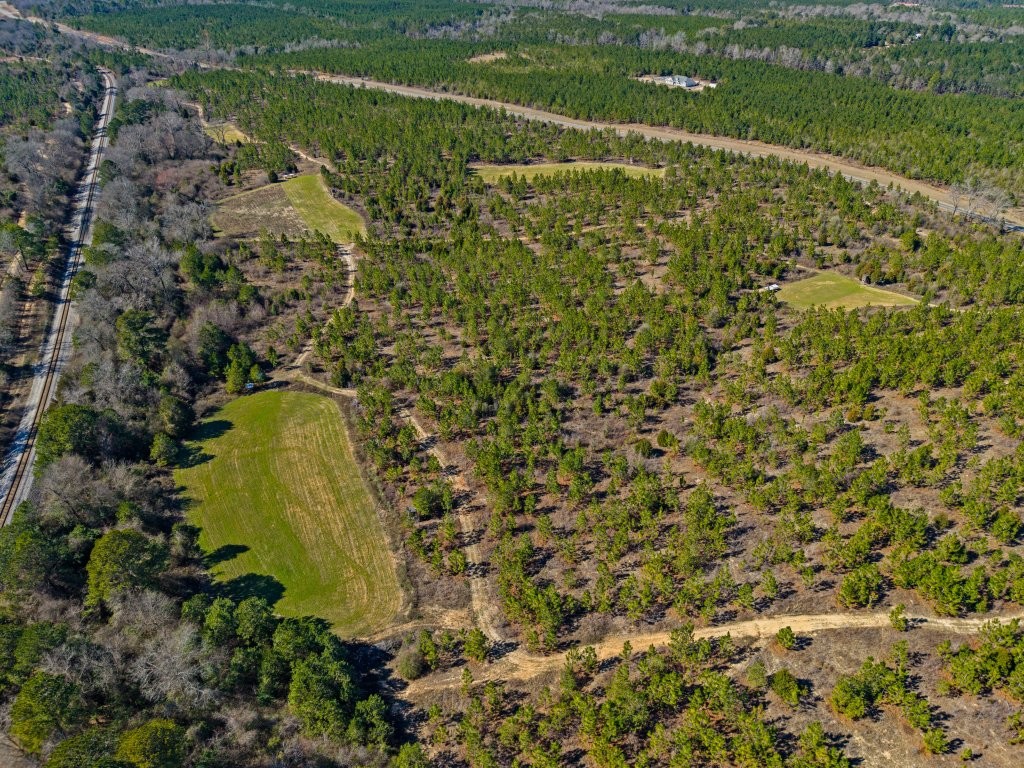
[211,174,364,243]
[282,174,366,242]
[777,272,919,310]
[472,161,665,183]
[175,390,399,636]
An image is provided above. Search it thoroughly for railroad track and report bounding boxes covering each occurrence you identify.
[0,71,117,524]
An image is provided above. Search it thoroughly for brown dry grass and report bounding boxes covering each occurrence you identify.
[211,183,306,240]
[467,51,508,64]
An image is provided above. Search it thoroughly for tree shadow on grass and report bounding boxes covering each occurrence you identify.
[191,418,233,441]
[178,419,234,468]
[204,543,249,568]
[217,573,285,608]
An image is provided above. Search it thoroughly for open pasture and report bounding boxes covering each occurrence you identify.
[176,390,400,636]
[777,272,918,310]
[282,173,365,242]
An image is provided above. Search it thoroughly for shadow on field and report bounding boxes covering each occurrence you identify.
[191,418,233,441]
[204,543,250,567]
[178,419,234,468]
[217,573,285,607]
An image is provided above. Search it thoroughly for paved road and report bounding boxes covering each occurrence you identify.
[312,72,1024,231]
[0,70,118,522]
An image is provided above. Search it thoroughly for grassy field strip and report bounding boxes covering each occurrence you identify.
[778,272,918,310]
[211,174,364,243]
[176,390,399,636]
[472,161,664,183]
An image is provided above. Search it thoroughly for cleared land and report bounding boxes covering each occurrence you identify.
[778,272,919,310]
[212,174,364,243]
[211,183,305,240]
[467,51,508,64]
[472,161,664,183]
[282,173,365,242]
[175,390,400,636]
[203,121,250,144]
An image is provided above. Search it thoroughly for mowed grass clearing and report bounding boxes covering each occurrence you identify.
[282,174,365,243]
[204,121,251,145]
[472,161,665,183]
[778,272,918,310]
[211,174,364,243]
[176,390,400,636]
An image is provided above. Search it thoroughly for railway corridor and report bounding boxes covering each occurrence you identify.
[0,70,118,522]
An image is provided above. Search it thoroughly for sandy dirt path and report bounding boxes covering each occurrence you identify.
[404,609,1024,694]
[10,6,1019,228]
[396,406,506,643]
[284,372,507,643]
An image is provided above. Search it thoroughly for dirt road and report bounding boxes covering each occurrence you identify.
[404,608,1024,694]
[279,240,507,642]
[314,73,1024,229]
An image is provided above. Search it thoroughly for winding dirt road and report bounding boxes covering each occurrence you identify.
[284,232,1023,668]
[12,1,1020,228]
[15,9,1022,682]
[271,85,1023,658]
[282,249,505,642]
[313,72,1024,229]
[404,608,1024,694]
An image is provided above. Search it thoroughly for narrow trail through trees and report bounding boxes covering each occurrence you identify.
[18,12,1022,687]
[403,609,1024,695]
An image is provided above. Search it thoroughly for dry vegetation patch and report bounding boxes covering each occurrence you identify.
[472,161,665,183]
[203,121,251,145]
[467,51,508,64]
[211,182,305,240]
[211,174,364,243]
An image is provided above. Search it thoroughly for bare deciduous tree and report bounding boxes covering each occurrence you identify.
[983,184,1011,231]
[129,623,222,708]
[96,237,177,310]
[33,454,101,527]
[96,176,149,234]
[161,199,212,244]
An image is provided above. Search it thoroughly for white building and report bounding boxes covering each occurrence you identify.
[670,75,698,88]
